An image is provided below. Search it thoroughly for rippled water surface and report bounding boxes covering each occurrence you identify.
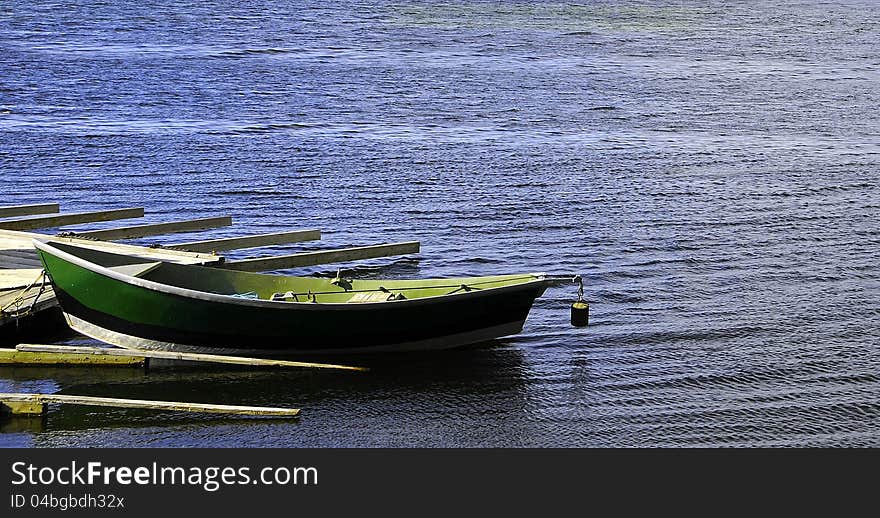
[1,1,878,447]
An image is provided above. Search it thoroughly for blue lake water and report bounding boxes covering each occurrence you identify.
[0,0,878,447]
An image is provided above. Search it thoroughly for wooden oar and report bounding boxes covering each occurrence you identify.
[15,344,367,372]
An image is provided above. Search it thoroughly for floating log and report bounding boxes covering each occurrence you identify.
[171,229,322,252]
[0,204,60,219]
[0,393,300,417]
[0,349,145,367]
[16,344,368,372]
[70,216,233,240]
[223,241,421,272]
[0,249,42,269]
[0,208,145,231]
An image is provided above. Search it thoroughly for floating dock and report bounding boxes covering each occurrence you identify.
[0,202,402,422]
[0,202,420,346]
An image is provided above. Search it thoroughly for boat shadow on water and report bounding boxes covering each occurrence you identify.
[0,340,531,434]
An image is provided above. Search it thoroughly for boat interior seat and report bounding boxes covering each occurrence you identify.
[106,262,163,278]
[347,291,401,303]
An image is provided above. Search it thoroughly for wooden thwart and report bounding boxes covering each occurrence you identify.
[0,393,300,417]
[0,208,145,231]
[0,204,60,219]
[70,216,233,240]
[16,344,368,372]
[172,229,322,252]
[224,241,421,272]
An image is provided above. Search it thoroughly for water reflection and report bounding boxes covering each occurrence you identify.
[2,342,530,444]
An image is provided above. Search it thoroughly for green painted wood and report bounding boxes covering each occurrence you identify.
[35,240,547,353]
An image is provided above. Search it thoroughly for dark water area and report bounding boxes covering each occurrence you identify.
[1,1,878,447]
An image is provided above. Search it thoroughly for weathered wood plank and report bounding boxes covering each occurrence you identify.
[0,399,45,416]
[171,229,321,252]
[223,241,421,272]
[0,393,300,417]
[17,344,368,372]
[0,229,221,264]
[0,204,59,218]
[0,208,145,231]
[0,349,145,367]
[70,216,233,240]
[0,268,44,291]
[0,250,42,269]
[0,235,34,250]
[0,284,54,309]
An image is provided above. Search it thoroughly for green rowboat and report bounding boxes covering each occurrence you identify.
[34,240,551,355]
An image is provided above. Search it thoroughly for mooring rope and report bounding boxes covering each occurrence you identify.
[0,269,47,317]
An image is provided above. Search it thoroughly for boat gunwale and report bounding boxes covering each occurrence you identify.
[34,239,549,311]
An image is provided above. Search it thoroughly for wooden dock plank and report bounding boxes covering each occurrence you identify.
[0,204,60,219]
[70,216,233,240]
[0,208,145,231]
[222,241,421,272]
[0,230,43,251]
[0,393,300,417]
[0,349,145,367]
[0,249,42,269]
[0,268,44,291]
[16,344,368,372]
[0,280,55,322]
[0,229,221,264]
[171,229,321,252]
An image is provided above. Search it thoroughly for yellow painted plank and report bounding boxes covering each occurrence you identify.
[223,241,421,272]
[0,204,59,218]
[71,216,233,240]
[0,208,145,231]
[0,393,300,417]
[0,400,45,416]
[0,349,145,367]
[16,344,368,372]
